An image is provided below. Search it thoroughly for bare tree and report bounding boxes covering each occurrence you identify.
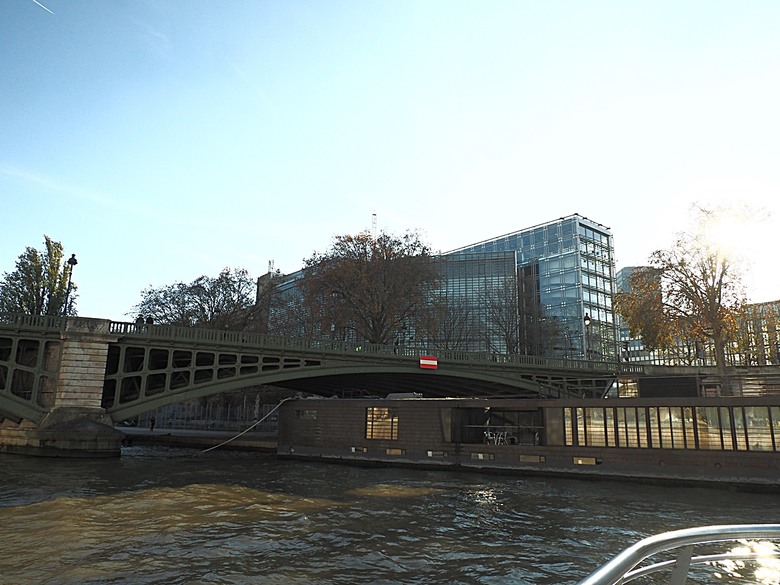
[418,294,476,351]
[300,230,440,344]
[481,278,521,353]
[480,271,560,356]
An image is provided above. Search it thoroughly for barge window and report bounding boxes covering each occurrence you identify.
[625,408,639,448]
[660,407,674,449]
[720,407,734,450]
[563,404,777,453]
[586,408,606,446]
[637,408,648,448]
[682,407,695,449]
[576,408,586,446]
[733,407,748,451]
[605,408,616,447]
[667,407,685,449]
[616,408,627,447]
[696,407,723,450]
[648,407,661,448]
[744,406,773,451]
[366,407,398,440]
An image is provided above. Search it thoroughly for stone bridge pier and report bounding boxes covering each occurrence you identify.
[0,318,123,457]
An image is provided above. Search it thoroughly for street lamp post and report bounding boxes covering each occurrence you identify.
[583,313,591,360]
[331,289,339,341]
[63,253,77,317]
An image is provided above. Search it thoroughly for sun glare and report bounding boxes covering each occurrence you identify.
[698,206,761,263]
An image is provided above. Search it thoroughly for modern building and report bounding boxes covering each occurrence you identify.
[266,213,620,361]
[736,300,780,366]
[442,214,618,360]
[615,266,660,364]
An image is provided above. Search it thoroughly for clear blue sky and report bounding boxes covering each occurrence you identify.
[2,0,778,321]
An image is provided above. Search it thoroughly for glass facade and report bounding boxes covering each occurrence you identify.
[444,214,618,360]
[268,214,619,359]
[563,403,780,452]
[429,251,518,352]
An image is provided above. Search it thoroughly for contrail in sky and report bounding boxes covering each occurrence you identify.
[31,0,55,14]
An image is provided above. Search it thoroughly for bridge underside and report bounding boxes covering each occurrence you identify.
[264,370,609,400]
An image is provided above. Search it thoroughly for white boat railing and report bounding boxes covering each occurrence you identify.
[577,524,780,585]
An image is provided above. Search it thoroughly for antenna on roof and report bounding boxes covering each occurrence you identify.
[372,213,377,241]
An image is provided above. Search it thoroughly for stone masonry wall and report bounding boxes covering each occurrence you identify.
[54,318,118,410]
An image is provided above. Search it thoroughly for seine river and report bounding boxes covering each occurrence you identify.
[0,445,777,585]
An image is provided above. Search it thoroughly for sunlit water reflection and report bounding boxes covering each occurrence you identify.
[0,445,777,584]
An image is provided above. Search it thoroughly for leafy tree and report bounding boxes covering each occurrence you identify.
[300,230,440,345]
[0,235,76,316]
[615,207,747,382]
[133,267,276,331]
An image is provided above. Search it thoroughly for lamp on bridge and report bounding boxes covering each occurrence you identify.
[63,253,78,317]
[583,313,591,360]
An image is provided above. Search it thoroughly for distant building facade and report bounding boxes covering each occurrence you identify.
[442,214,618,360]
[266,214,619,360]
[616,267,780,367]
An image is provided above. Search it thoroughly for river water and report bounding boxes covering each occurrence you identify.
[0,445,777,585]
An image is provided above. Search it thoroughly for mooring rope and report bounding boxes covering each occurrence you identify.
[198,396,295,454]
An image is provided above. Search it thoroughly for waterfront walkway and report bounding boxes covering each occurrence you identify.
[118,427,277,452]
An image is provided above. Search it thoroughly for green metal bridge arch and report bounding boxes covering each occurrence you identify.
[100,321,622,423]
[1,316,625,425]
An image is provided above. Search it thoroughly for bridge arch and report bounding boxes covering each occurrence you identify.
[104,362,555,423]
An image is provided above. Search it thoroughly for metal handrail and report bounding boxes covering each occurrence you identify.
[104,319,626,373]
[577,524,780,585]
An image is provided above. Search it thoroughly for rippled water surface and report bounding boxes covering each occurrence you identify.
[0,445,777,584]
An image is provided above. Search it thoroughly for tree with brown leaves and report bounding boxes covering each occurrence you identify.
[616,214,746,386]
[300,230,440,345]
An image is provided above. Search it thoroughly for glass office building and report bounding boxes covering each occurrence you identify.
[266,214,619,360]
[443,214,618,360]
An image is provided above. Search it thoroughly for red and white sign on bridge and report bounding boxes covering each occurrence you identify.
[419,355,438,369]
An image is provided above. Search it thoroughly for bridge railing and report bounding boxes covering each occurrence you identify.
[108,320,636,375]
[0,313,66,331]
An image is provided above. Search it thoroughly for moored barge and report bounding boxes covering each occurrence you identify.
[277,395,780,489]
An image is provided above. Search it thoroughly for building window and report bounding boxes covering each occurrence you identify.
[366,407,399,440]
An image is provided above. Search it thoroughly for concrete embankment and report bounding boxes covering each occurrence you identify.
[118,427,277,452]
